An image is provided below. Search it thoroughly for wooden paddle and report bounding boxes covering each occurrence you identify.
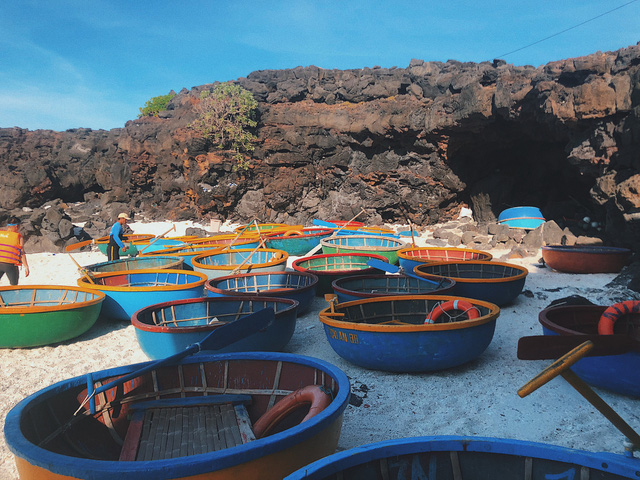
[518,341,640,448]
[305,208,368,257]
[84,307,275,414]
[67,253,96,284]
[138,225,176,254]
[366,258,442,286]
[517,334,638,360]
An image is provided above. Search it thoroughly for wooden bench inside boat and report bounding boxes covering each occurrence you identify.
[119,394,255,461]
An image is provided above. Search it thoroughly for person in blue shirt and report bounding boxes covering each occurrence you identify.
[107,213,131,261]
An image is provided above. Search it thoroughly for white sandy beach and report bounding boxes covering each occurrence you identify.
[1,220,639,479]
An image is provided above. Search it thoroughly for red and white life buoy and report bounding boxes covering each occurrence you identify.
[425,299,480,324]
[598,300,640,335]
[252,385,333,439]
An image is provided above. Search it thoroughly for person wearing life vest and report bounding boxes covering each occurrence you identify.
[107,213,131,261]
[0,217,30,285]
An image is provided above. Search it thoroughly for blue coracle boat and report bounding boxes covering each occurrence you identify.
[77,269,208,321]
[283,436,640,479]
[131,296,299,359]
[331,274,455,303]
[539,303,640,398]
[265,228,334,256]
[414,261,528,306]
[205,271,318,315]
[319,295,500,372]
[498,206,545,229]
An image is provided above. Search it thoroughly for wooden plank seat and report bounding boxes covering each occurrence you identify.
[119,394,255,461]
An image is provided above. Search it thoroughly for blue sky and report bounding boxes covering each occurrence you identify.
[1,1,638,132]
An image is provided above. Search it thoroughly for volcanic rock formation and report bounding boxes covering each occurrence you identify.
[1,43,639,251]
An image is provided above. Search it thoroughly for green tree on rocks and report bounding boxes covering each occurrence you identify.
[190,82,258,170]
[138,92,176,117]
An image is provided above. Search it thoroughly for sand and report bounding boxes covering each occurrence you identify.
[1,220,639,479]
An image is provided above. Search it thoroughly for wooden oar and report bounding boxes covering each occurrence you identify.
[138,225,176,254]
[64,238,94,252]
[220,218,259,252]
[68,253,96,284]
[305,208,368,257]
[518,341,640,448]
[367,258,442,286]
[84,307,275,414]
[230,238,272,275]
[517,334,638,360]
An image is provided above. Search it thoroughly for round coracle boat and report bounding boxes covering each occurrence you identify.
[205,271,318,315]
[83,255,184,273]
[541,245,632,274]
[414,261,528,306]
[331,274,455,303]
[5,352,351,480]
[265,228,334,256]
[77,269,208,321]
[291,253,388,295]
[139,245,224,269]
[397,246,492,274]
[0,285,105,348]
[192,248,288,280]
[319,295,500,372]
[320,235,406,265]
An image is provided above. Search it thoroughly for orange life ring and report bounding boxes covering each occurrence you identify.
[283,230,305,237]
[598,300,640,335]
[252,385,332,439]
[425,299,480,324]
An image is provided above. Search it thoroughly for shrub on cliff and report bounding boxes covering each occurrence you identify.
[138,92,176,117]
[190,82,258,170]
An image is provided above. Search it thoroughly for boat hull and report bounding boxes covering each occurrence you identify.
[132,296,299,358]
[539,304,640,397]
[0,286,105,348]
[541,245,632,273]
[414,261,528,306]
[283,436,640,479]
[5,352,350,480]
[319,295,500,372]
[498,206,545,229]
[205,271,318,315]
[77,269,207,321]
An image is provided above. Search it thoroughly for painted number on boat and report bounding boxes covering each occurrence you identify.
[328,328,358,344]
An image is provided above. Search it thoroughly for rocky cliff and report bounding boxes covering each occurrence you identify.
[1,43,639,251]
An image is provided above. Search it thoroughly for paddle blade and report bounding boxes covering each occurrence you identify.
[517,335,634,360]
[199,307,275,351]
[312,219,337,228]
[367,258,398,274]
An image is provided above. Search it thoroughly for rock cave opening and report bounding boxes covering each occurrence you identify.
[446,124,604,237]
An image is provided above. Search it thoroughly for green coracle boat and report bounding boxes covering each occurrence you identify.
[0,285,105,348]
[320,234,406,265]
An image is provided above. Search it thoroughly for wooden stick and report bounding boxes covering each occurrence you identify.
[519,341,640,448]
[68,253,96,284]
[221,218,259,252]
[230,242,267,276]
[139,225,176,254]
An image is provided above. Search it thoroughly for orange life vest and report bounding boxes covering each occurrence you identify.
[0,230,22,265]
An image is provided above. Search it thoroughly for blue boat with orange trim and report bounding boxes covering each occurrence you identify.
[397,246,492,274]
[498,206,545,229]
[331,274,455,303]
[319,295,500,372]
[414,260,528,306]
[192,248,288,280]
[5,351,350,480]
[131,296,299,358]
[205,271,318,315]
[77,269,208,321]
[265,228,334,256]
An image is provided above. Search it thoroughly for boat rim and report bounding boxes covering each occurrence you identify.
[205,271,319,295]
[291,253,388,275]
[320,234,405,250]
[191,248,289,271]
[397,246,493,261]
